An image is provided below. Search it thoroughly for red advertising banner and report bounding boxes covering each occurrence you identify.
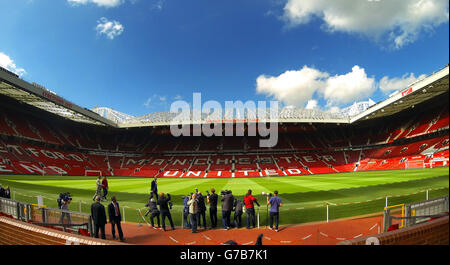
[402,87,413,97]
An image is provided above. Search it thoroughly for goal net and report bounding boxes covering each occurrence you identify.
[85,170,102,177]
[405,159,424,169]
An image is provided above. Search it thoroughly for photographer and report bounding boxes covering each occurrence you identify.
[187,193,199,233]
[58,194,72,225]
[244,189,260,229]
[196,190,207,230]
[157,192,175,231]
[233,197,244,228]
[266,190,283,232]
[207,188,218,228]
[145,192,160,228]
[221,190,234,230]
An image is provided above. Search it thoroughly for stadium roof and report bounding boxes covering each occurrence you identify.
[1,64,448,128]
[94,65,448,128]
[350,64,449,123]
[0,67,117,127]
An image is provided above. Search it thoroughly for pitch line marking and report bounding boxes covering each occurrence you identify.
[169,236,179,243]
[302,234,312,240]
[242,241,254,245]
[353,234,363,238]
[369,223,378,231]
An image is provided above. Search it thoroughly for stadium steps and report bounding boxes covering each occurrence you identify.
[315,154,339,173]
[293,154,313,174]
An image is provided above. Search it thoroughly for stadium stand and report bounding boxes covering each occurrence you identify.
[0,66,448,178]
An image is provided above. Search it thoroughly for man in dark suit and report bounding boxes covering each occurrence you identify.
[221,190,234,230]
[207,188,218,228]
[108,196,124,241]
[91,196,107,239]
[233,197,244,228]
[157,192,175,231]
[197,191,207,230]
[151,177,158,200]
[145,192,161,228]
[0,184,5,198]
[3,186,10,199]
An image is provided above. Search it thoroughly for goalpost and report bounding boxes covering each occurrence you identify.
[405,159,424,169]
[85,170,102,177]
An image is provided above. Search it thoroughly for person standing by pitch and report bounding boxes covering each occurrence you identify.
[267,190,283,232]
[151,177,158,200]
[157,192,175,231]
[102,176,109,201]
[196,190,207,230]
[187,193,199,233]
[108,196,124,241]
[207,188,218,229]
[91,196,107,239]
[145,192,161,228]
[244,189,260,229]
[92,176,103,201]
[221,190,234,230]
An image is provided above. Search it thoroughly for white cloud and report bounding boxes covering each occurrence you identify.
[153,0,166,11]
[96,17,124,39]
[256,66,329,107]
[144,94,169,108]
[379,73,427,94]
[68,0,124,8]
[256,65,375,108]
[282,0,449,48]
[305,99,318,109]
[0,52,26,77]
[328,106,341,114]
[321,65,376,105]
[143,98,152,108]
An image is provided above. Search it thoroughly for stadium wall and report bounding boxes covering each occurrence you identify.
[0,216,125,245]
[338,215,449,245]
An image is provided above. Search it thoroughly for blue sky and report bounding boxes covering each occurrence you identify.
[0,0,448,116]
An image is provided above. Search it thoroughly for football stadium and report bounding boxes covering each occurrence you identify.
[0,1,449,249]
[0,63,448,246]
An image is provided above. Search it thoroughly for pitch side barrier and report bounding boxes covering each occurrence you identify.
[383,195,449,232]
[0,197,94,236]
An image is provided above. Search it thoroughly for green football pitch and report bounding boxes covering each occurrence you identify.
[0,167,448,226]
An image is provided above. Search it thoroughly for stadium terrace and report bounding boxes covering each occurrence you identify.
[0,64,448,178]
